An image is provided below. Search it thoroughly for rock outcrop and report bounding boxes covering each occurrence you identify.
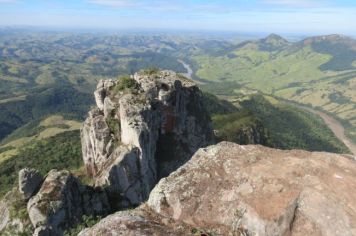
[0,189,33,235]
[27,169,110,235]
[78,205,193,236]
[81,70,214,208]
[146,142,356,236]
[19,168,43,200]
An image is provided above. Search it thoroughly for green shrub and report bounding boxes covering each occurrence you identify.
[64,215,102,236]
[113,76,138,93]
[142,67,159,75]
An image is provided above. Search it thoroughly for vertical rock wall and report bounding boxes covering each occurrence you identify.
[81,70,214,208]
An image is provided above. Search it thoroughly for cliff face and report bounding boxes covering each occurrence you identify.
[81,70,214,208]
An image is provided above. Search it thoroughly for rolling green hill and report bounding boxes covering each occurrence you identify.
[193,34,356,143]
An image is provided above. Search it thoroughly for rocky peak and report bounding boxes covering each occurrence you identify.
[81,69,214,209]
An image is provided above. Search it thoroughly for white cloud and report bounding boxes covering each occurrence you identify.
[263,0,327,7]
[0,0,20,3]
[88,0,138,8]
[87,0,228,13]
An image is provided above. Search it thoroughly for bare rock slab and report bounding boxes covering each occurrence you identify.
[148,142,356,236]
[78,206,192,236]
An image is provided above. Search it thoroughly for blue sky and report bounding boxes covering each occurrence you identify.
[0,0,356,35]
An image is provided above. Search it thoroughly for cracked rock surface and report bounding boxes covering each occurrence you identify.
[147,142,356,236]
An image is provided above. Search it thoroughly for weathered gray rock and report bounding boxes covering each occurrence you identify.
[19,168,43,200]
[0,199,10,233]
[94,79,115,111]
[0,189,33,235]
[27,170,110,235]
[148,142,356,236]
[78,205,192,236]
[81,70,214,209]
[33,226,52,236]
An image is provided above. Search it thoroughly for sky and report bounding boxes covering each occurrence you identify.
[0,0,356,35]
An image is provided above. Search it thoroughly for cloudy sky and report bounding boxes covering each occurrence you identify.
[0,0,356,35]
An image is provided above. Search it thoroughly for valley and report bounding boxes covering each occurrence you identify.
[183,58,356,155]
[285,101,356,155]
[192,34,356,144]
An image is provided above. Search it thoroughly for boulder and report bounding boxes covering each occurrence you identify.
[27,170,110,235]
[0,199,10,232]
[148,142,356,236]
[18,168,43,200]
[78,206,192,236]
[0,189,34,235]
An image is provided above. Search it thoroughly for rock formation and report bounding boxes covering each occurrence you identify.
[0,188,34,235]
[78,205,193,236]
[147,142,356,236]
[81,70,214,208]
[27,169,110,235]
[19,168,43,200]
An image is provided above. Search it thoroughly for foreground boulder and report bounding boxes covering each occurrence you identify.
[27,170,110,235]
[147,142,356,236]
[81,70,214,208]
[78,205,193,236]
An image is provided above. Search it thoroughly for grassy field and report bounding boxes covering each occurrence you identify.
[0,115,82,163]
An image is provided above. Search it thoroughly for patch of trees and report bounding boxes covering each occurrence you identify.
[0,130,83,197]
